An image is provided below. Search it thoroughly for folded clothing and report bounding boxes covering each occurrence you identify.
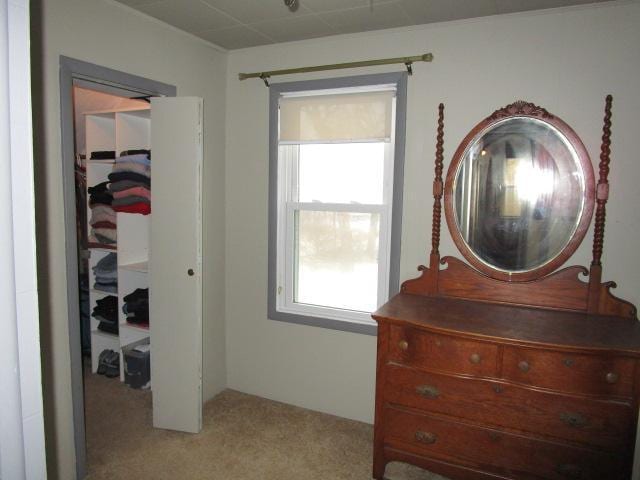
[96,349,119,377]
[113,186,150,201]
[88,181,113,206]
[92,295,118,322]
[108,171,151,186]
[89,205,116,224]
[90,151,115,160]
[113,202,151,215]
[93,282,117,294]
[93,228,117,243]
[112,161,150,176]
[119,150,150,160]
[109,180,147,193]
[123,288,149,326]
[93,252,117,275]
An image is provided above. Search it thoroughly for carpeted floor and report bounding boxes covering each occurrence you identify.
[84,365,449,480]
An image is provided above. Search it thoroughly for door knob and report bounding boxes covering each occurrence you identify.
[187,268,194,276]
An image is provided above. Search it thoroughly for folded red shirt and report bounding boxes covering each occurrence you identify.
[113,202,151,215]
[91,221,117,229]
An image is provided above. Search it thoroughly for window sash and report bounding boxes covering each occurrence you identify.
[276,140,394,324]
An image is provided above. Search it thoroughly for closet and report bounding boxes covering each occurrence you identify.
[78,87,204,434]
[86,107,152,380]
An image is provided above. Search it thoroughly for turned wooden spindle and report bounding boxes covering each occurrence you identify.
[430,103,445,267]
[592,94,612,267]
[588,95,613,313]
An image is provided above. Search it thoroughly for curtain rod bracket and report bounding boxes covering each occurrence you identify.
[260,74,270,87]
[405,62,413,75]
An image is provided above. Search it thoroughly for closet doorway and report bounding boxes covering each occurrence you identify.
[60,57,204,479]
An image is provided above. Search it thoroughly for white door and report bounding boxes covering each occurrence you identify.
[150,97,203,433]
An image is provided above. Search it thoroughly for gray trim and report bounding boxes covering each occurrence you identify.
[267,72,408,336]
[59,56,175,480]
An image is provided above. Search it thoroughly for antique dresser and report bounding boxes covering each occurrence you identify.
[372,99,640,479]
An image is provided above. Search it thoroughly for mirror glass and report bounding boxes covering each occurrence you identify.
[453,117,585,272]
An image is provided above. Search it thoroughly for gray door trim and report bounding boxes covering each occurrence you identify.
[58,56,175,479]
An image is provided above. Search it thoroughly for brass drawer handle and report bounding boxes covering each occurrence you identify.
[416,385,440,399]
[518,360,530,373]
[560,412,589,428]
[415,431,437,444]
[606,372,619,384]
[398,340,409,351]
[556,463,582,478]
[469,353,481,364]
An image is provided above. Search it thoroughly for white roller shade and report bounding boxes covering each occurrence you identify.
[279,90,394,144]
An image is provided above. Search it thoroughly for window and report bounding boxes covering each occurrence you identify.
[268,73,407,335]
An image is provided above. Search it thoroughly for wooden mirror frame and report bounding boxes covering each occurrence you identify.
[443,101,596,282]
[401,96,636,320]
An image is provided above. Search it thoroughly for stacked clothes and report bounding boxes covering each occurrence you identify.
[108,150,151,215]
[92,295,118,335]
[92,253,117,293]
[123,288,149,327]
[88,181,116,245]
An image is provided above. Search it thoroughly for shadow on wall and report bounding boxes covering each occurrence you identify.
[30,0,62,478]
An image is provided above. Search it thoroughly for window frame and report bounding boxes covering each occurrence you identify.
[268,72,408,335]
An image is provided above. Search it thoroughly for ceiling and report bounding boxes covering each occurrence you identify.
[115,0,612,50]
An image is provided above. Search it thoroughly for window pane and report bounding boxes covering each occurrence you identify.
[297,143,385,204]
[294,210,380,313]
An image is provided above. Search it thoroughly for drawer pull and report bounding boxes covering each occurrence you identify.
[563,358,575,367]
[415,431,437,444]
[606,372,619,384]
[560,412,589,428]
[469,353,481,364]
[398,340,409,351]
[492,384,504,394]
[415,385,440,399]
[518,360,530,372]
[556,463,582,478]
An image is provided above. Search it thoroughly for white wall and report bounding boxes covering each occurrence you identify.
[2,0,46,478]
[32,0,227,478]
[225,0,640,426]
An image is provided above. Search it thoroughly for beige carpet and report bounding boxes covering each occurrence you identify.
[84,365,448,480]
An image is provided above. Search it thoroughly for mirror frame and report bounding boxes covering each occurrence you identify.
[444,101,595,282]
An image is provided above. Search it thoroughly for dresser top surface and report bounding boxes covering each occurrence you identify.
[373,293,640,354]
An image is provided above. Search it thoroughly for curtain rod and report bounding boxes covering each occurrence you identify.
[238,53,433,85]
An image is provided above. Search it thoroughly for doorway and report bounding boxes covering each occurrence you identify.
[59,57,175,479]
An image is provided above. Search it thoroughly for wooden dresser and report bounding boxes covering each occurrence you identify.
[372,99,640,479]
[373,294,640,479]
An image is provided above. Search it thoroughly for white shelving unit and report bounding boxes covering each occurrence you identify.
[86,107,152,385]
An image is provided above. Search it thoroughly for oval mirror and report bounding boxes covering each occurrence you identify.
[444,102,595,281]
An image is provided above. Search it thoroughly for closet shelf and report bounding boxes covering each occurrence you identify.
[90,288,117,296]
[91,330,119,341]
[119,261,148,273]
[121,322,149,332]
[88,243,117,251]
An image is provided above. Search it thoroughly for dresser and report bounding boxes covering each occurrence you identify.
[373,294,640,479]
[372,99,640,479]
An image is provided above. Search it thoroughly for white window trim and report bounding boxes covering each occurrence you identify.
[267,72,407,336]
[275,141,395,326]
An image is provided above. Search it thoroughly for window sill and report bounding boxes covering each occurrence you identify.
[268,307,378,336]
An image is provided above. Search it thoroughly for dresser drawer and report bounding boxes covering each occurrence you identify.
[388,326,498,377]
[383,364,634,451]
[384,406,627,480]
[502,347,636,397]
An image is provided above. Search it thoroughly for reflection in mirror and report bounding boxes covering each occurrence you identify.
[453,117,585,272]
